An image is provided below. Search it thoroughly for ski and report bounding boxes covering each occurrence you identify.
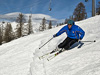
[47,49,68,61]
[39,52,50,60]
[47,53,58,61]
[39,48,64,60]
[39,49,57,60]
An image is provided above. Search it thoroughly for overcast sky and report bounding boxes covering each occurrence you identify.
[0,0,99,19]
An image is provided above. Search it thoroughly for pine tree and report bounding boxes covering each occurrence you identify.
[65,18,69,24]
[28,15,33,34]
[39,25,42,31]
[73,2,87,21]
[4,23,14,42]
[96,1,100,15]
[16,13,26,37]
[56,24,59,27]
[48,20,52,29]
[15,24,21,38]
[42,17,46,31]
[0,27,2,45]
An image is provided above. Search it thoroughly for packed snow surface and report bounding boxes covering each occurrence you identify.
[0,15,100,75]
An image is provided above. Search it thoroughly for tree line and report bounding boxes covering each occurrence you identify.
[0,13,53,45]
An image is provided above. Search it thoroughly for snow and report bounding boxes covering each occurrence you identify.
[0,15,100,75]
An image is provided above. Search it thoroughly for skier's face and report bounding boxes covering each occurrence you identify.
[68,24,72,29]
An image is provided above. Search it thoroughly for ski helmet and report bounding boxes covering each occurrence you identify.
[67,20,75,25]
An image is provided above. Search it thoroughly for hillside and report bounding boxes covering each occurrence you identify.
[0,15,100,75]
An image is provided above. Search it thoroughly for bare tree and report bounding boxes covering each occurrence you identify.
[16,13,26,37]
[42,17,46,31]
[28,15,33,34]
[48,20,52,29]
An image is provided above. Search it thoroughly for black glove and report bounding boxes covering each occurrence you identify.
[78,38,82,43]
[80,37,82,40]
[53,34,57,38]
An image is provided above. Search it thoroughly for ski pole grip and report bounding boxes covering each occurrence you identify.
[81,40,96,42]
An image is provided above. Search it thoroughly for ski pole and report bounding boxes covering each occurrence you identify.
[80,40,96,42]
[39,37,54,49]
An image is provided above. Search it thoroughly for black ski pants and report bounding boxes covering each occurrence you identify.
[58,37,78,50]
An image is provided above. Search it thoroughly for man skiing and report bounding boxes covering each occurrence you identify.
[51,20,85,55]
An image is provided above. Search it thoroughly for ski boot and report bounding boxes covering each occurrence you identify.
[50,47,61,54]
[55,48,65,56]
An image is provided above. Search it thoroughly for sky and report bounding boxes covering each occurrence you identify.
[0,0,100,20]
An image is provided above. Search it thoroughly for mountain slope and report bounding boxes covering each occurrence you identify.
[30,15,100,75]
[0,15,100,75]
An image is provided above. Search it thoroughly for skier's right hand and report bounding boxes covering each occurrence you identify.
[53,34,57,38]
[78,39,81,43]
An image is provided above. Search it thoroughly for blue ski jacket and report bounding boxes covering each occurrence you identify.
[56,25,85,40]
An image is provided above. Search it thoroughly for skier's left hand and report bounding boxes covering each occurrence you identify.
[53,34,57,38]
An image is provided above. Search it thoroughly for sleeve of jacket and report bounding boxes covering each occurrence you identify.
[56,26,66,36]
[77,27,85,40]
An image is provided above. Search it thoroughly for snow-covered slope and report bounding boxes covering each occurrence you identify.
[0,15,100,75]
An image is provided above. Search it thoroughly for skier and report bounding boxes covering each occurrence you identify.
[51,20,85,55]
